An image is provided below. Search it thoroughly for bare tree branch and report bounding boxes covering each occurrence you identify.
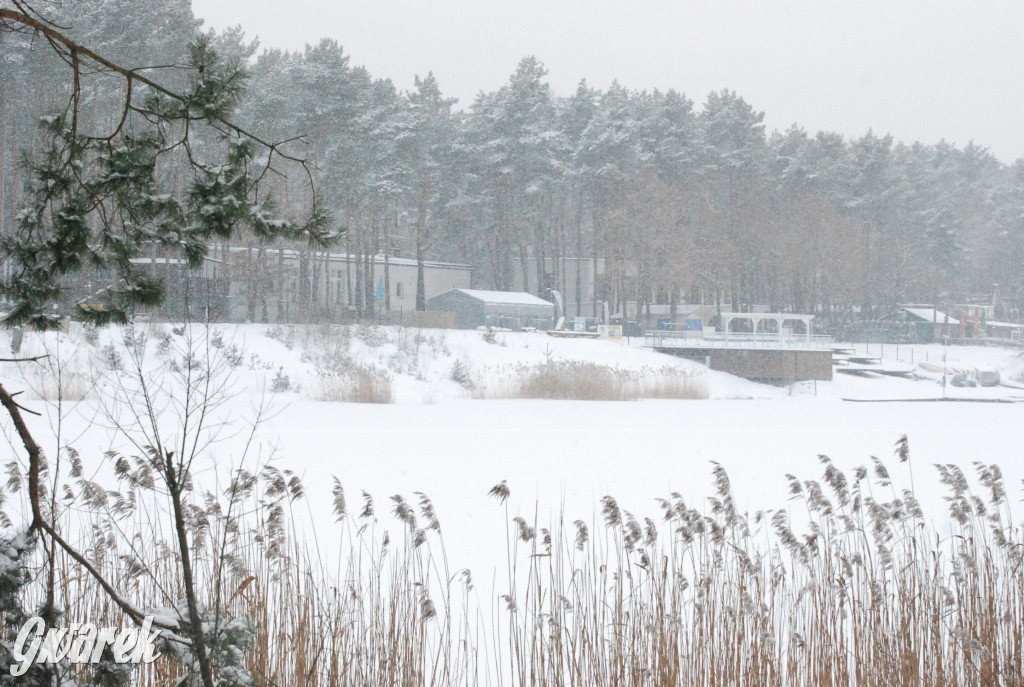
[0,7,320,204]
[0,382,184,635]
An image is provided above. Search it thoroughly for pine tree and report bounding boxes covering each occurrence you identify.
[0,4,335,329]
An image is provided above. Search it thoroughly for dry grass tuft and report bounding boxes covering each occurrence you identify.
[312,364,394,403]
[521,360,636,400]
[23,364,92,401]
[18,347,94,401]
[473,360,708,401]
[638,364,709,399]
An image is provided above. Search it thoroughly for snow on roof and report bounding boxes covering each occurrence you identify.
[986,320,1024,328]
[901,307,960,325]
[129,256,223,264]
[450,289,553,307]
[129,257,187,265]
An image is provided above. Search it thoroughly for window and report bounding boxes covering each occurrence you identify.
[396,282,404,299]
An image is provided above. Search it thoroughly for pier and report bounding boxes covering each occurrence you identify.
[646,313,833,384]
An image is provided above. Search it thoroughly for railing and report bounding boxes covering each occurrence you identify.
[645,330,833,351]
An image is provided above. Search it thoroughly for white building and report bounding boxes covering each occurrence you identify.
[206,247,472,323]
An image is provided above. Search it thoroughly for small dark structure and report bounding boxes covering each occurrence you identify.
[899,306,960,342]
[426,288,554,330]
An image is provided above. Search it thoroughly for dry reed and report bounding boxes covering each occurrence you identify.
[7,441,1021,686]
[473,361,708,401]
[311,365,394,403]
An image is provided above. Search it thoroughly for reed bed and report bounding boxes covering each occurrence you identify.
[310,364,395,403]
[473,361,709,401]
[4,443,1022,686]
[491,450,1023,687]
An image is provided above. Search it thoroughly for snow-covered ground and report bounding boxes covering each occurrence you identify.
[3,322,1023,589]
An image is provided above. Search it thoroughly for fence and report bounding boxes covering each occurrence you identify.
[645,330,833,351]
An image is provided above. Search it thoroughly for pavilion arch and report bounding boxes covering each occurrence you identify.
[719,313,814,341]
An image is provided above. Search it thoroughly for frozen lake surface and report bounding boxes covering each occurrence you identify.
[6,323,1020,586]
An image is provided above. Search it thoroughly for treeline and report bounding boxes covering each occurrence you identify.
[2,0,1023,321]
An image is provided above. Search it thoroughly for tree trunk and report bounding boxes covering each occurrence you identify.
[345,229,353,313]
[384,209,392,315]
[246,245,256,322]
[277,244,285,322]
[592,204,600,319]
[416,187,428,311]
[363,247,374,319]
[166,454,216,687]
[575,192,583,317]
[354,236,364,316]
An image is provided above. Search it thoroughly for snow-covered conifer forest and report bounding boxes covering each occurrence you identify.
[3,2,1024,318]
[0,2,1022,685]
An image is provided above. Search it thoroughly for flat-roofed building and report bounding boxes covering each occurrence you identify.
[426,288,555,330]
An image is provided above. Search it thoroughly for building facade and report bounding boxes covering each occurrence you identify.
[206,247,472,323]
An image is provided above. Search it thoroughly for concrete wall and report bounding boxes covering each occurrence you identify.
[395,310,457,328]
[658,348,833,383]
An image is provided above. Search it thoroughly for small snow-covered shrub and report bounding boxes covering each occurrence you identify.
[271,367,293,393]
[151,325,173,357]
[248,352,273,371]
[266,324,296,349]
[0,532,55,685]
[100,342,124,371]
[428,332,450,357]
[155,603,256,687]
[82,322,100,346]
[221,343,244,369]
[450,360,472,389]
[356,324,389,347]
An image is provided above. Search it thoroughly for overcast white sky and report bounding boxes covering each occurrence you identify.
[191,0,1024,163]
